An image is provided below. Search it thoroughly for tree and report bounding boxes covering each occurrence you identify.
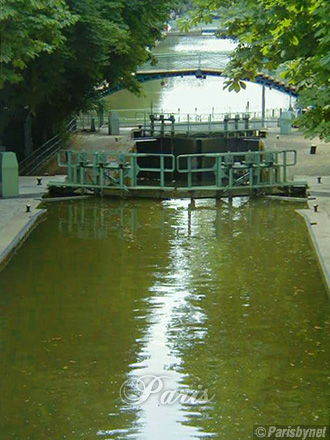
[0,0,178,158]
[0,0,77,87]
[182,0,330,140]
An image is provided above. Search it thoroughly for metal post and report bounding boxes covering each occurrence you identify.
[283,152,287,183]
[100,167,104,188]
[234,114,240,131]
[99,108,104,128]
[132,155,138,187]
[160,155,165,188]
[224,115,229,132]
[67,151,72,183]
[91,117,96,132]
[208,114,211,134]
[108,115,111,135]
[160,115,164,137]
[188,156,192,188]
[216,156,221,188]
[119,168,124,188]
[244,114,250,130]
[261,84,266,128]
[187,114,190,135]
[80,163,84,185]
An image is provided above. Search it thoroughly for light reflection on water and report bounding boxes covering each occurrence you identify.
[106,36,293,114]
[0,198,329,440]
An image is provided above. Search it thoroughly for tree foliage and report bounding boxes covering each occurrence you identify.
[0,0,177,156]
[0,0,77,87]
[183,0,330,140]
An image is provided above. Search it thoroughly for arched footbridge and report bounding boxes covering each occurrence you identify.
[102,52,298,97]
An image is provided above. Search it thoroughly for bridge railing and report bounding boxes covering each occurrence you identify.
[139,52,231,72]
[76,109,283,132]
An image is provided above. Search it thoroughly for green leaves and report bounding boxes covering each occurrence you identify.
[189,0,330,139]
[1,0,177,154]
[0,0,77,88]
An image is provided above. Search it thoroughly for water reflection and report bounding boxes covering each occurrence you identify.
[57,200,167,241]
[106,36,293,114]
[0,199,329,440]
[118,199,213,439]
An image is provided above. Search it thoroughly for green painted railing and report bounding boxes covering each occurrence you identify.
[49,149,303,196]
[55,151,175,190]
[176,150,297,191]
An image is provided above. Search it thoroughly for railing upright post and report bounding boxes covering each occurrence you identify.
[216,156,221,188]
[132,155,138,187]
[261,84,266,128]
[187,114,190,135]
[160,155,165,188]
[188,156,192,188]
[67,151,72,183]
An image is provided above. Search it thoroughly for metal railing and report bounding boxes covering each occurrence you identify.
[176,150,297,190]
[76,109,283,133]
[49,149,301,194]
[19,119,77,176]
[138,52,231,72]
[54,151,175,190]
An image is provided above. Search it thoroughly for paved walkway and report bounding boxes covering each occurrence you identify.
[264,127,330,295]
[264,127,330,178]
[296,176,330,294]
[0,176,65,269]
[37,131,135,175]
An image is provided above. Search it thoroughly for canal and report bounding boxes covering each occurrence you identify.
[0,198,329,439]
[105,35,293,117]
[1,34,329,440]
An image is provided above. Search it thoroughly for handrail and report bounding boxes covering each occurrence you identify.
[19,119,77,175]
[50,149,301,194]
[177,150,297,172]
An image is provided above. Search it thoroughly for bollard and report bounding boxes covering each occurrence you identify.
[108,115,111,135]
[26,204,31,213]
[243,113,250,130]
[313,204,319,213]
[91,118,96,132]
[37,178,42,186]
[317,176,322,184]
[224,114,229,132]
[234,114,240,131]
[310,145,317,154]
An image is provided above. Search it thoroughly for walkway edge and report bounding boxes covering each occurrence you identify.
[0,209,47,271]
[296,209,330,297]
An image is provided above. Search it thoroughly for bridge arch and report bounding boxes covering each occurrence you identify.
[101,53,298,97]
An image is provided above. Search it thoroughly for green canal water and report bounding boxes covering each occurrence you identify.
[0,198,329,439]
